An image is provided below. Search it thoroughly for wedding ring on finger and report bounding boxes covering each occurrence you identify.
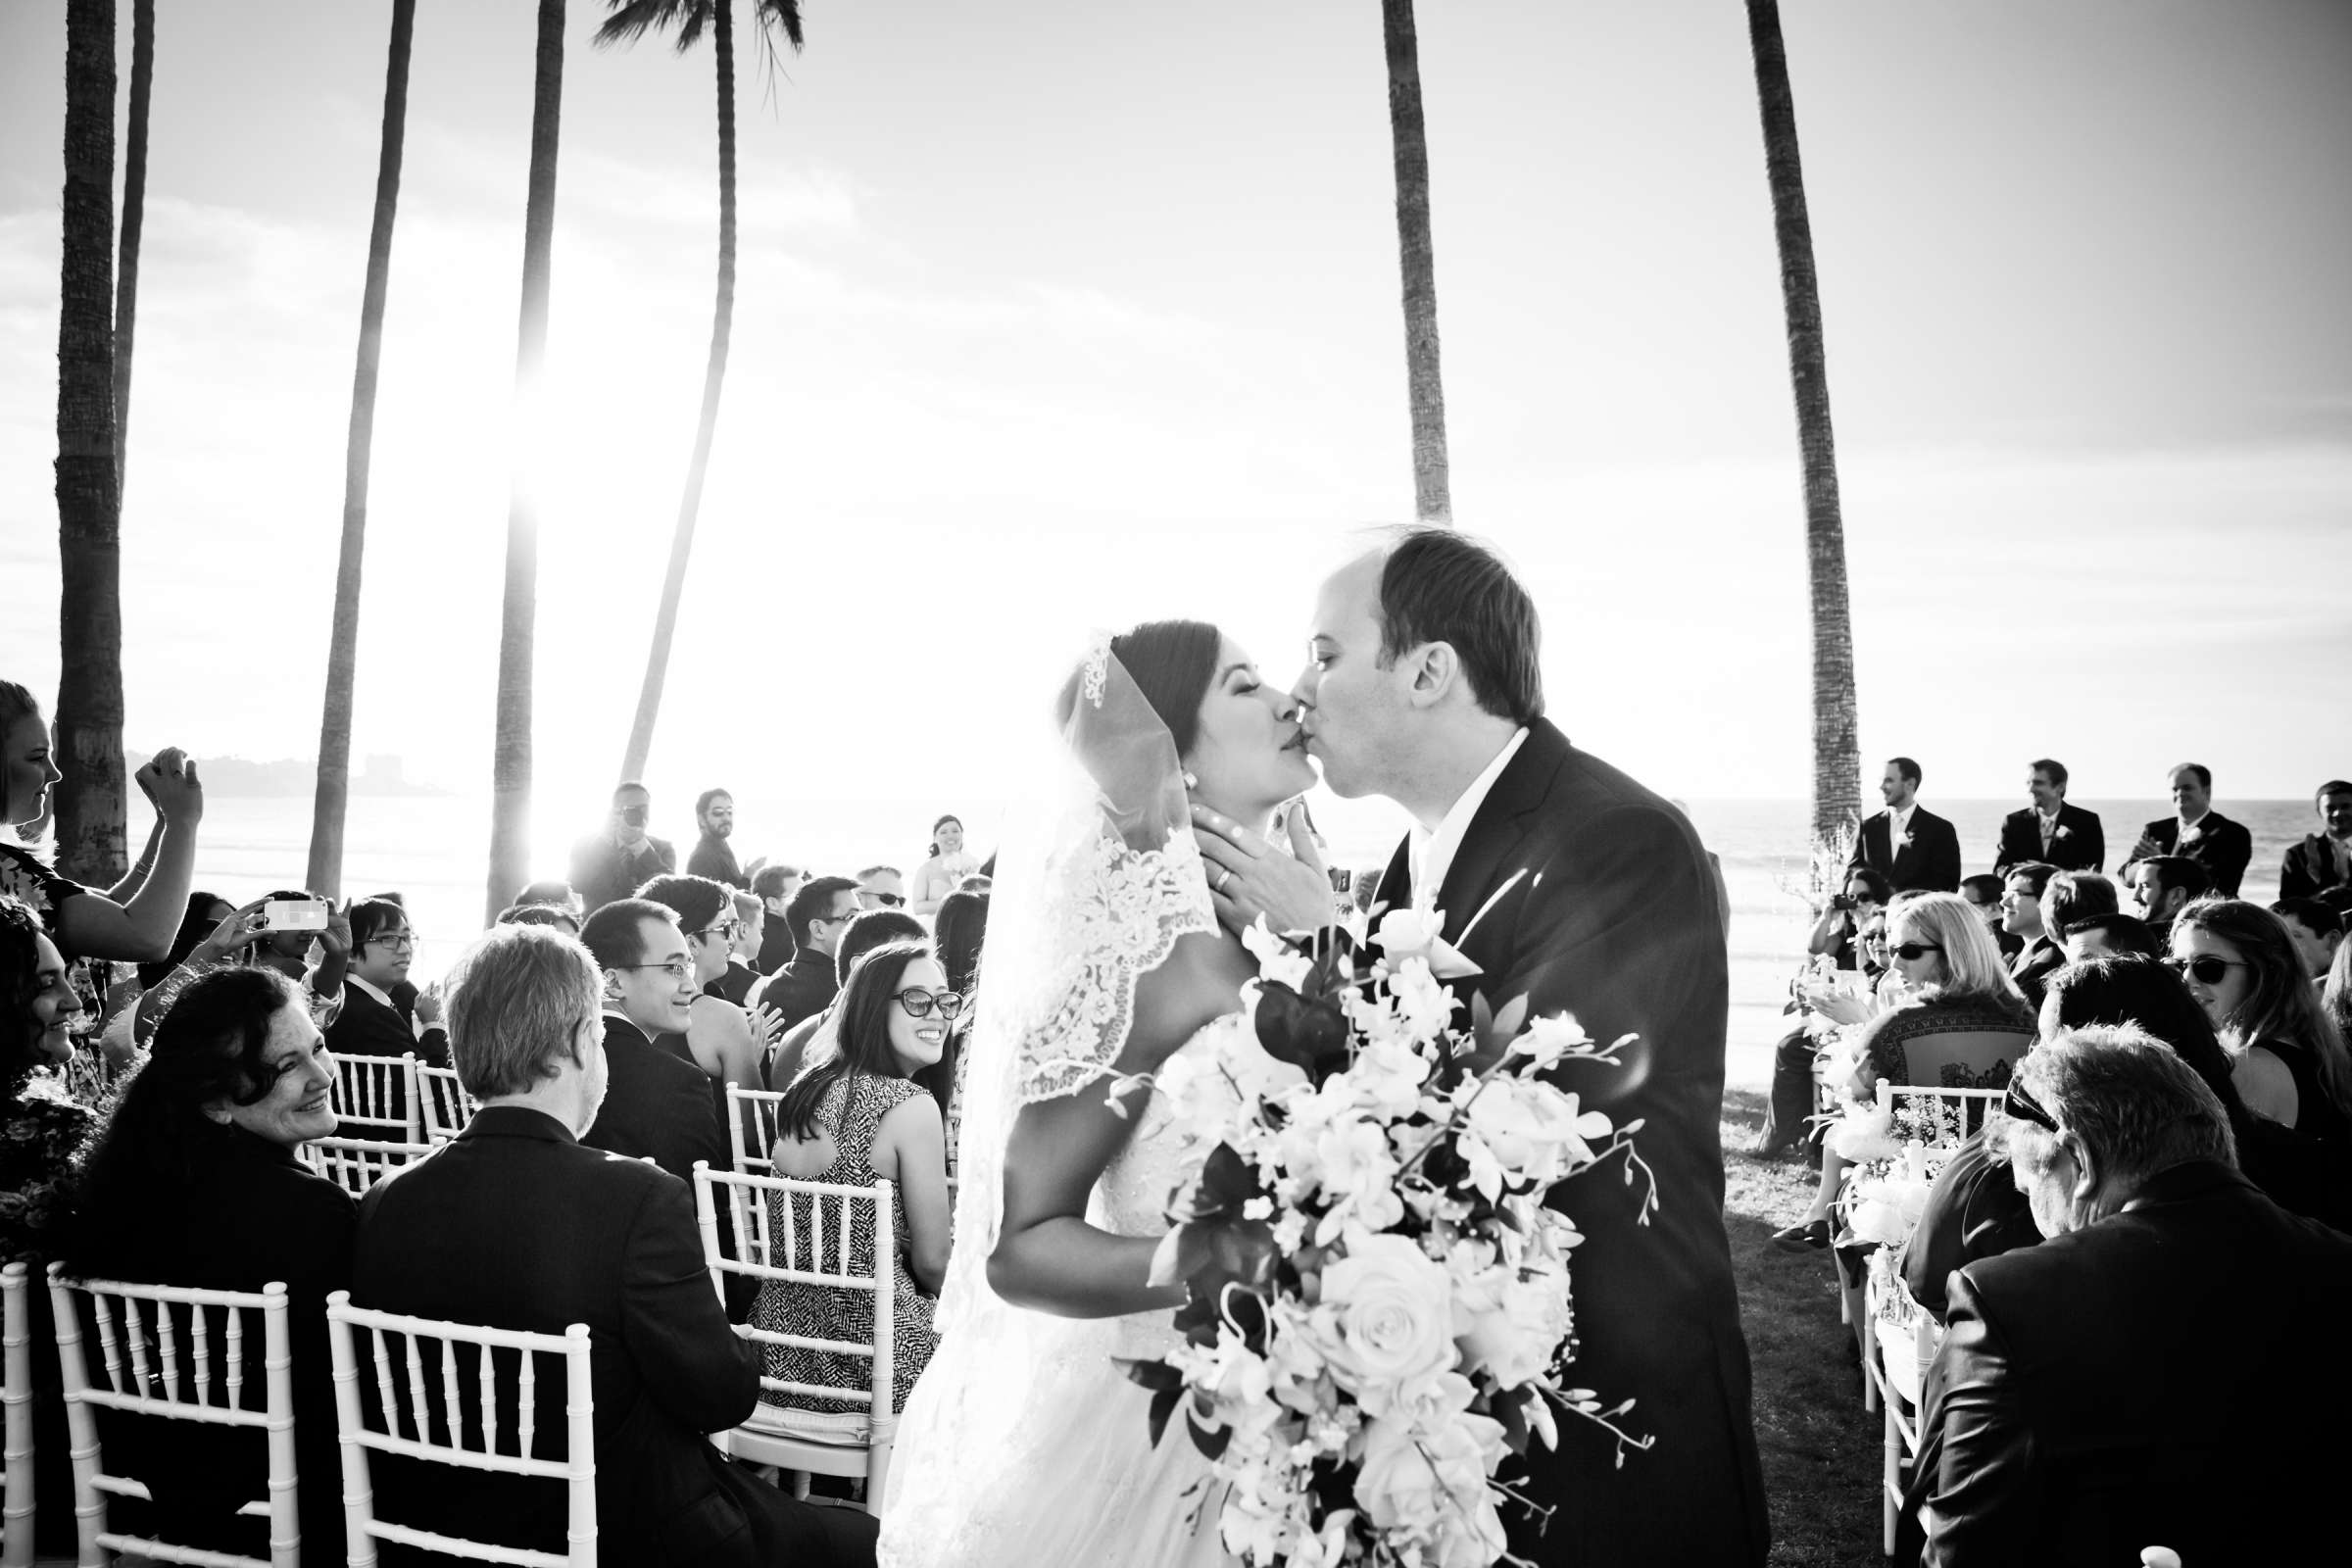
[1215,866,1235,894]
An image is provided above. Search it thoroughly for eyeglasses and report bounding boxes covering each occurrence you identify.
[367,931,416,952]
[894,988,965,1020]
[617,807,650,825]
[866,892,906,908]
[1889,942,1942,961]
[2002,1075,2060,1134]
[2166,955,2248,986]
[618,959,697,983]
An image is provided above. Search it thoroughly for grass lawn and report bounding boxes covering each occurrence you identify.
[1719,1086,1888,1566]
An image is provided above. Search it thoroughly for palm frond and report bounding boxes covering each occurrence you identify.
[596,0,802,56]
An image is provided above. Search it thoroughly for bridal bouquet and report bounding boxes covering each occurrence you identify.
[1119,913,1653,1568]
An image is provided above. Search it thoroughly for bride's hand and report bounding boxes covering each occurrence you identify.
[1190,802,1335,937]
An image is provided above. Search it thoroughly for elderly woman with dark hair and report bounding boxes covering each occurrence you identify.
[59,966,354,1557]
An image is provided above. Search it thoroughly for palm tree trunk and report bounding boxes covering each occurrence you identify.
[618,0,737,785]
[1745,0,1859,852]
[54,0,126,888]
[1380,0,1450,526]
[487,0,565,925]
[307,0,415,901]
[112,0,151,499]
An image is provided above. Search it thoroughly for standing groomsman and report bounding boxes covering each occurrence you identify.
[1848,757,1962,893]
[1994,759,2105,876]
[2279,780,2352,913]
[2118,763,2253,897]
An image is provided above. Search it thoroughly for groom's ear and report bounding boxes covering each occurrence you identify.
[1405,642,1459,708]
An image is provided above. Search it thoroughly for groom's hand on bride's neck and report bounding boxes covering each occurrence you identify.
[1191,804,1335,937]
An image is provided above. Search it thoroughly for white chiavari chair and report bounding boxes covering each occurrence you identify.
[416,1066,478,1146]
[47,1265,299,1567]
[724,1086,785,1176]
[690,1163,896,1509]
[1870,1269,1942,1555]
[1,1263,31,1568]
[299,1137,435,1198]
[331,1053,422,1142]
[324,1292,595,1567]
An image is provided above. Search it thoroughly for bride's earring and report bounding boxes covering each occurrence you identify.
[1181,769,1199,792]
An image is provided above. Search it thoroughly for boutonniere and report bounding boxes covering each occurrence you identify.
[2054,825,2073,841]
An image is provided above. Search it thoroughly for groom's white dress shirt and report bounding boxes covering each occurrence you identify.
[1409,727,1529,915]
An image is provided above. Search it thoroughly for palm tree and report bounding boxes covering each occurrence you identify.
[1744,0,1859,851]
[1380,0,1450,526]
[113,0,152,498]
[53,0,126,887]
[599,0,805,784]
[487,0,566,924]
[306,0,416,900]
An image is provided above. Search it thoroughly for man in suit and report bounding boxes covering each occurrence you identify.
[568,780,677,913]
[1202,530,1767,1567]
[685,787,749,889]
[749,862,805,974]
[1904,1028,2352,1566]
[2125,854,2207,954]
[2117,762,2253,897]
[576,896,727,1184]
[2278,779,2352,912]
[352,923,875,1567]
[1993,759,2103,876]
[1998,860,2066,1008]
[1848,757,1962,893]
[751,875,861,1029]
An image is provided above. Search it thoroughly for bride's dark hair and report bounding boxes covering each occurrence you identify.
[1054,619,1220,752]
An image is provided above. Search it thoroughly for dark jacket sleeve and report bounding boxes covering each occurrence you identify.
[1900,1137,2039,1322]
[2210,819,2253,898]
[617,1172,760,1435]
[2075,809,2105,874]
[1913,1271,2040,1568]
[1921,814,1962,893]
[2279,843,2316,902]
[1991,815,2023,879]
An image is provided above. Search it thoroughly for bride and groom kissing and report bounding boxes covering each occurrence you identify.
[877,529,1769,1568]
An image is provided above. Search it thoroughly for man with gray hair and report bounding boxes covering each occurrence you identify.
[352,923,876,1566]
[1904,1027,2352,1566]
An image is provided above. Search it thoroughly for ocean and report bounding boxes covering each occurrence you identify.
[123,791,2322,1092]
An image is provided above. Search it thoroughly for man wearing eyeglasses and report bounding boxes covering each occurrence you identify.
[568,781,677,915]
[753,876,862,1032]
[1999,862,2066,1008]
[576,897,727,1188]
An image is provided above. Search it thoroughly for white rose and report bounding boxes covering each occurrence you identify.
[1317,1233,1459,1413]
[1353,1410,1508,1544]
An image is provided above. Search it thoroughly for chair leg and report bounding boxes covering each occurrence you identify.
[1857,1297,1879,1415]
[1883,1393,1902,1556]
[790,1469,810,1500]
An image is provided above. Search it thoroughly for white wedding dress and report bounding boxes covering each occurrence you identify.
[877,1012,1253,1567]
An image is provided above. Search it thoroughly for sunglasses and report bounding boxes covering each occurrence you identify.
[617,806,650,825]
[2166,955,2248,986]
[866,892,906,908]
[694,920,742,944]
[894,987,965,1020]
[2002,1075,2060,1134]
[1890,942,1942,961]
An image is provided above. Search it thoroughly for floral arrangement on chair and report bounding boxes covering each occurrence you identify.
[1115,912,1654,1568]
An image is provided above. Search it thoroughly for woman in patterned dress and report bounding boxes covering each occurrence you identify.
[755,938,955,1413]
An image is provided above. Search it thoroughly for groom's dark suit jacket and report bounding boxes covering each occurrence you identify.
[1378,720,1769,1568]
[1993,802,2104,876]
[1847,806,1963,893]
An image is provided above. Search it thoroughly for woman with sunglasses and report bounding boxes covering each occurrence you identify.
[757,938,952,1414]
[2171,899,2352,1144]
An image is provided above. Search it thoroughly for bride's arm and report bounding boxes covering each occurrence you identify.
[987,931,1240,1318]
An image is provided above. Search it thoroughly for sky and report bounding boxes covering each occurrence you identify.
[3,0,2348,858]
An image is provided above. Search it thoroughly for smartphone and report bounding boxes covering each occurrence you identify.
[262,899,329,933]
[1829,895,1856,912]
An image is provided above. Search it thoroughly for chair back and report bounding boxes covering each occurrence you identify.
[324,1292,595,1568]
[300,1137,436,1198]
[417,1066,478,1145]
[1,1263,30,1568]
[724,1086,786,1175]
[1877,1079,2010,1151]
[690,1162,896,1427]
[1887,1025,2032,1094]
[45,1265,299,1567]
[333,1052,422,1141]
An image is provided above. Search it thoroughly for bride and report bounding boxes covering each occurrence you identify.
[877,620,1330,1566]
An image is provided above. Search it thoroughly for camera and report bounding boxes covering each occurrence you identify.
[262,899,329,933]
[1828,895,1856,912]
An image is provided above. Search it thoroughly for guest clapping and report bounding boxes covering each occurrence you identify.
[2119,762,2252,897]
[2170,899,2352,1143]
[60,967,353,1557]
[910,815,980,920]
[759,940,952,1415]
[326,897,448,1069]
[2278,779,2352,911]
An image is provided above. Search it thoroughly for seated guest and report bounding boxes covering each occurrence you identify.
[2272,897,2344,983]
[59,967,353,1559]
[2037,871,2118,968]
[758,940,952,1416]
[567,781,674,914]
[514,878,582,914]
[496,901,580,938]
[2118,761,2253,897]
[2060,911,2158,961]
[2126,853,2206,952]
[2171,898,2352,1144]
[1756,869,1891,1158]
[1,681,203,965]
[926,889,989,1166]
[1904,1028,2352,1566]
[104,890,233,1056]
[1992,758,2103,876]
[636,875,765,1103]
[1959,873,2020,961]
[1997,861,2065,1007]
[756,875,861,1031]
[351,924,876,1567]
[910,814,982,920]
[2278,779,2352,911]
[1773,894,2033,1251]
[707,889,764,1005]
[1847,757,1962,893]
[327,897,449,1070]
[686,787,748,890]
[767,909,926,1100]
[1,896,94,1263]
[577,898,727,1185]
[750,862,804,974]
[2329,941,2352,1047]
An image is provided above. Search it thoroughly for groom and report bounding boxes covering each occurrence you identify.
[1200,529,1768,1567]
